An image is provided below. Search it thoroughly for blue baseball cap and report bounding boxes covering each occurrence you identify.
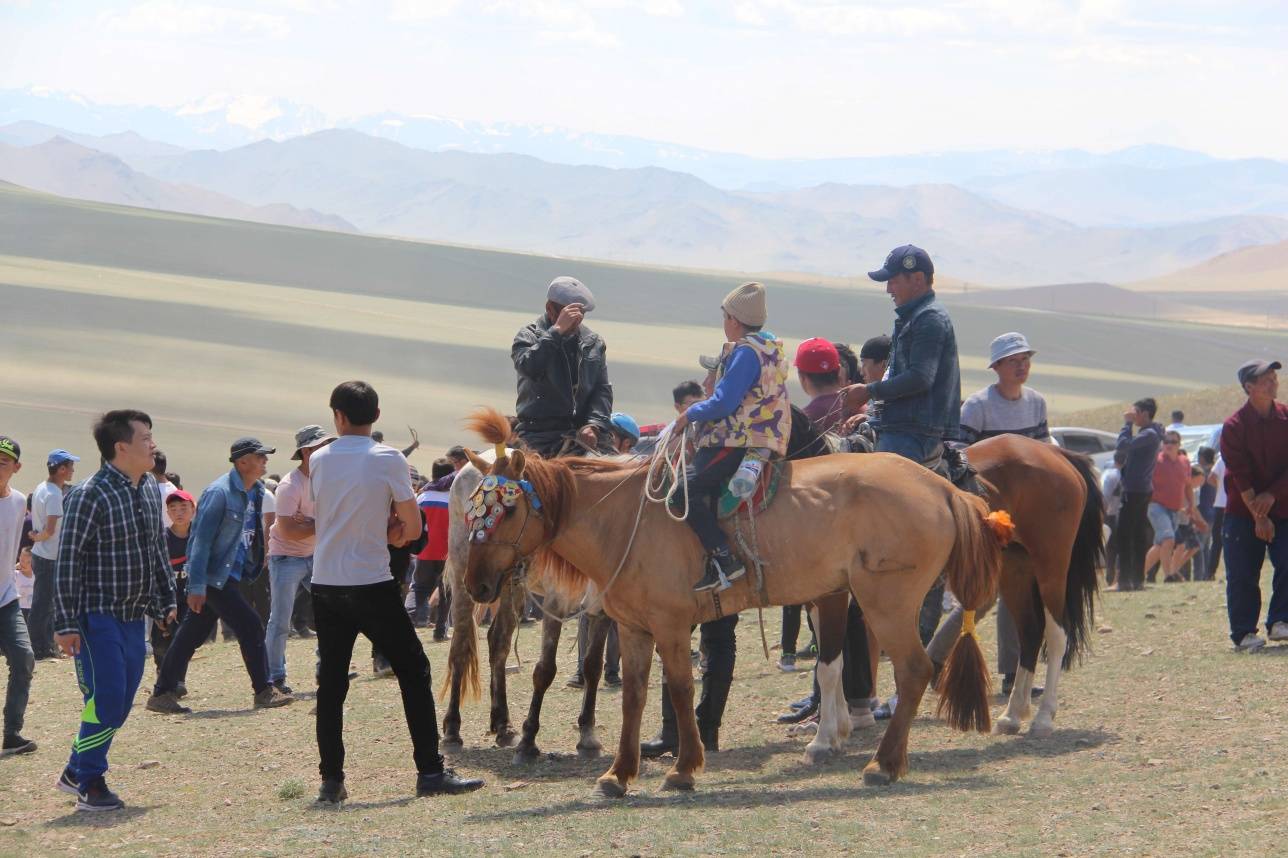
[47,449,80,467]
[609,412,640,441]
[868,245,934,282]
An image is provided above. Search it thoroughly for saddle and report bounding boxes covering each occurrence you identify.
[933,446,988,499]
[717,459,786,520]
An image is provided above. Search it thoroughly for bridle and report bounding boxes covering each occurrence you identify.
[466,472,546,587]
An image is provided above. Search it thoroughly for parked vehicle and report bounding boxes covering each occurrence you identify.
[1049,427,1117,471]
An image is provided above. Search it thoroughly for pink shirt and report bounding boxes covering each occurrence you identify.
[267,468,314,557]
[1151,452,1190,512]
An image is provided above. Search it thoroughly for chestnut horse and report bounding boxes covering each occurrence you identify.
[461,409,1011,795]
[965,434,1103,736]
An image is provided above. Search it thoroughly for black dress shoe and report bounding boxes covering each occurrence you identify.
[416,768,484,796]
[776,700,818,724]
[640,733,678,759]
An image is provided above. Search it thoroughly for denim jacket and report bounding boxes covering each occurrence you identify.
[186,469,264,596]
[866,291,962,441]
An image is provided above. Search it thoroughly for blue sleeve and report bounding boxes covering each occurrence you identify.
[866,314,945,402]
[185,487,225,596]
[686,346,760,424]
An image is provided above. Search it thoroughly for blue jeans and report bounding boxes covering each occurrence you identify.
[0,599,34,738]
[1147,502,1178,544]
[1223,514,1288,644]
[69,613,146,789]
[876,431,944,466]
[265,555,312,684]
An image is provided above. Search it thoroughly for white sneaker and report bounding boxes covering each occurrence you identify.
[787,716,818,737]
[1269,622,1288,642]
[1237,633,1267,651]
[849,706,876,729]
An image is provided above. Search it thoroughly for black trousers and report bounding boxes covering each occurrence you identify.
[781,604,802,655]
[677,447,746,553]
[151,574,190,670]
[576,615,620,677]
[811,597,873,706]
[1118,491,1153,590]
[313,579,443,781]
[154,581,270,695]
[1207,508,1226,580]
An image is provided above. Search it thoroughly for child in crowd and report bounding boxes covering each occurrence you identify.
[152,491,195,677]
[15,547,34,624]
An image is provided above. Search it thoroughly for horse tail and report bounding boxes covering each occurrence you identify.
[440,558,481,702]
[936,490,1010,733]
[1054,448,1104,669]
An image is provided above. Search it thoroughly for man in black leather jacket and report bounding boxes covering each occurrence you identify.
[511,277,614,457]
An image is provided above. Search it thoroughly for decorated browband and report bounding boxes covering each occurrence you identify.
[466,459,543,544]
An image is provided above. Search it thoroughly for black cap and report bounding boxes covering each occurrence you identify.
[1237,359,1281,387]
[860,334,892,362]
[868,244,934,282]
[0,436,19,463]
[229,437,275,462]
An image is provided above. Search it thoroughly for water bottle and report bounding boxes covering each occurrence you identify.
[729,449,767,499]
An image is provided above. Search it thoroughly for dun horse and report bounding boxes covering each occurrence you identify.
[461,408,1012,795]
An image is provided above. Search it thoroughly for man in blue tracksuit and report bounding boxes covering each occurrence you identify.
[147,437,293,714]
[53,411,176,811]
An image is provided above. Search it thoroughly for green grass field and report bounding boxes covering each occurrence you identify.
[1,182,1281,490]
[2,573,1285,856]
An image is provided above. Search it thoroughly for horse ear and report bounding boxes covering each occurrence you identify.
[509,450,527,478]
[464,449,491,474]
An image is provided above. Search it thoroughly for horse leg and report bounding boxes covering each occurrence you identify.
[1028,607,1067,738]
[805,594,849,764]
[441,573,477,750]
[514,614,562,762]
[857,600,932,785]
[576,613,611,759]
[996,551,1043,734]
[658,630,704,790]
[486,584,522,747]
[596,624,654,798]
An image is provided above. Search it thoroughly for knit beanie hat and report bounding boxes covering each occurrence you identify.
[721,281,767,327]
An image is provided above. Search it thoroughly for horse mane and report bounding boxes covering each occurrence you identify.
[465,408,514,446]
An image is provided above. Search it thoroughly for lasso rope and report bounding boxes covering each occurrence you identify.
[645,421,692,522]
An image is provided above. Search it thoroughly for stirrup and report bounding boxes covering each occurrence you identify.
[694,554,735,592]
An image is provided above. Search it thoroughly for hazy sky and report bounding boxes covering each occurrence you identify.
[3,0,1286,159]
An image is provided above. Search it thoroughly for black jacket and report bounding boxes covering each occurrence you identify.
[511,314,613,435]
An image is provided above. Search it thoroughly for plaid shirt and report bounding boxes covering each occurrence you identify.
[54,463,176,634]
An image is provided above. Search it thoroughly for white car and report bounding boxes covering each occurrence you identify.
[1048,427,1118,471]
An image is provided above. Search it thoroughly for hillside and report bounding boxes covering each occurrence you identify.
[0,137,355,232]
[1132,238,1288,292]
[1,183,1285,488]
[1053,385,1248,433]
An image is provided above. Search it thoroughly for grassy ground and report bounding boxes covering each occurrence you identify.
[3,568,1286,857]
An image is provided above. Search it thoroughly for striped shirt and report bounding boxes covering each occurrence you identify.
[54,463,176,635]
[959,385,1050,446]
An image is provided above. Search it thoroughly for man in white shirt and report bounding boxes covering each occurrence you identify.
[29,449,79,660]
[308,381,483,805]
[0,436,36,756]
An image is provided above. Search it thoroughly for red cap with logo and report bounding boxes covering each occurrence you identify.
[794,337,840,374]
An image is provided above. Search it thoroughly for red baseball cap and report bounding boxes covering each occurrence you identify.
[166,489,196,506]
[794,337,840,374]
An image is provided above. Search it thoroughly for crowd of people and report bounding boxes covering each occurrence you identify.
[0,243,1284,811]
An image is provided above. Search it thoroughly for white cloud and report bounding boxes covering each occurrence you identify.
[729,1,964,36]
[101,1,291,38]
[388,0,461,21]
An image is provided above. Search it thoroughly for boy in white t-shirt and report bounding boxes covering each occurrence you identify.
[308,381,483,805]
[0,435,36,757]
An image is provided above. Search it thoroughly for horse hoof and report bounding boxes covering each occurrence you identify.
[595,776,627,798]
[862,764,892,786]
[662,771,695,791]
[495,730,518,748]
[441,736,464,752]
[994,716,1022,736]
[803,743,832,765]
[576,743,602,760]
[513,745,541,764]
[1028,718,1054,739]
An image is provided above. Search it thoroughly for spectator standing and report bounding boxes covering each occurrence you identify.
[263,425,335,693]
[1194,447,1219,580]
[413,458,454,638]
[1102,450,1127,587]
[29,449,79,660]
[1115,397,1165,591]
[16,547,34,624]
[147,438,292,714]
[152,491,195,678]
[1167,411,1186,431]
[1207,454,1229,580]
[309,381,482,804]
[52,413,177,810]
[1145,430,1196,584]
[151,451,177,526]
[1219,360,1288,651]
[0,436,35,758]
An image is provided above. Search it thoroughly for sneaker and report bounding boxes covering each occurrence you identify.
[254,686,294,709]
[295,627,314,639]
[873,694,898,720]
[694,550,744,592]
[603,672,622,687]
[565,672,585,689]
[849,705,876,729]
[273,680,294,695]
[789,694,814,710]
[56,766,79,796]
[777,699,817,724]
[76,777,124,812]
[146,691,191,714]
[786,714,818,737]
[415,768,484,796]
[315,778,347,806]
[777,654,797,673]
[1,733,37,756]
[1269,622,1288,642]
[1237,633,1267,652]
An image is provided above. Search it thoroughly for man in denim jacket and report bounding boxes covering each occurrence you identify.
[147,438,294,714]
[845,245,961,466]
